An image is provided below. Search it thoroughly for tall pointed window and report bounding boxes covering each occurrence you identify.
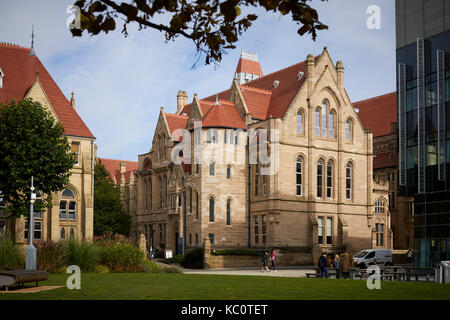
[321,100,328,136]
[144,180,148,209]
[296,110,303,134]
[328,110,335,138]
[226,198,231,225]
[345,119,352,141]
[315,108,321,136]
[326,160,333,198]
[296,157,303,196]
[60,189,76,220]
[346,162,352,200]
[209,161,215,176]
[317,160,323,197]
[317,217,323,244]
[209,196,215,222]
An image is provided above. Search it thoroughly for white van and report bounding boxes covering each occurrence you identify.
[353,249,393,268]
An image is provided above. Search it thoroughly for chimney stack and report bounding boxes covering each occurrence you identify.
[177,90,188,114]
[336,61,344,89]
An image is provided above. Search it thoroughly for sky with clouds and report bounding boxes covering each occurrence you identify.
[0,0,396,161]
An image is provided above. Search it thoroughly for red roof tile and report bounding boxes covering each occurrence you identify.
[240,85,272,120]
[0,43,94,138]
[199,100,247,129]
[373,151,397,169]
[235,57,263,77]
[165,112,188,134]
[353,92,397,137]
[98,158,138,183]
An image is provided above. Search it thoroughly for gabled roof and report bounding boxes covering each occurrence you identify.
[164,112,188,134]
[353,92,397,137]
[235,53,263,77]
[199,100,246,129]
[98,158,138,184]
[0,43,94,138]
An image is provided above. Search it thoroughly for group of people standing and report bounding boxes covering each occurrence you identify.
[318,249,353,279]
[261,249,278,272]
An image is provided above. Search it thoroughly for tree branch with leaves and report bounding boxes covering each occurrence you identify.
[71,0,328,65]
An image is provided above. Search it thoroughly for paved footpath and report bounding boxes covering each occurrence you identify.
[183,267,315,278]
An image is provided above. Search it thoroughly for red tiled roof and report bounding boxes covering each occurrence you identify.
[199,100,247,129]
[373,152,397,169]
[240,85,272,120]
[0,43,94,138]
[98,158,138,183]
[235,58,263,77]
[353,92,397,137]
[165,112,188,133]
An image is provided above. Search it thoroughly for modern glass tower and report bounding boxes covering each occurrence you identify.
[396,0,450,267]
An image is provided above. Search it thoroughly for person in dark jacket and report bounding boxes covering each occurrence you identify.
[318,252,329,278]
[261,251,270,272]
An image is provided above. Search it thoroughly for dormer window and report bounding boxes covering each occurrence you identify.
[0,67,4,88]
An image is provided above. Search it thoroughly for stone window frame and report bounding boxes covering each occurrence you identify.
[317,158,325,198]
[345,117,353,142]
[326,159,334,199]
[374,197,386,214]
[296,108,306,135]
[345,161,353,200]
[253,215,259,244]
[60,188,77,221]
[208,195,215,223]
[226,197,232,226]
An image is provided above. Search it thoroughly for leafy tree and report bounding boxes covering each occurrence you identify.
[0,99,76,218]
[71,0,328,64]
[94,161,131,236]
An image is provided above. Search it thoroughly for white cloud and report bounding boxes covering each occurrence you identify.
[0,0,396,160]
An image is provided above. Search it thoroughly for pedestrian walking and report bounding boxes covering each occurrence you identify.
[339,249,351,279]
[407,249,414,264]
[261,251,270,272]
[318,252,329,278]
[148,245,154,261]
[270,249,277,272]
[333,253,340,279]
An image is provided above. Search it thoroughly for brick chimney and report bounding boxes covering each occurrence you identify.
[177,90,188,114]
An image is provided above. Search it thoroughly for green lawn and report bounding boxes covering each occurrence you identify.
[1,273,449,300]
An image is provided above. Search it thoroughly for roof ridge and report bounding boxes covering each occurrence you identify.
[0,42,30,50]
[246,54,318,85]
[165,112,188,118]
[240,84,272,94]
[99,157,138,163]
[353,91,396,105]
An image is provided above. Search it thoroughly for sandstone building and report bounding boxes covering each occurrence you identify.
[0,43,96,246]
[354,92,414,250]
[128,48,391,263]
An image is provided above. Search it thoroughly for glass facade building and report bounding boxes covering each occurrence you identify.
[396,0,450,267]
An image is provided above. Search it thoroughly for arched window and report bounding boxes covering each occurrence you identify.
[189,188,192,213]
[328,110,335,138]
[60,189,76,220]
[315,108,321,136]
[296,157,303,196]
[70,228,75,239]
[159,176,163,208]
[209,161,215,176]
[158,135,162,158]
[346,162,352,200]
[144,180,148,209]
[296,110,303,134]
[321,100,328,136]
[375,198,385,214]
[226,198,231,225]
[209,196,215,222]
[227,165,231,179]
[196,191,199,220]
[317,160,324,197]
[345,119,352,141]
[327,160,333,198]
[61,228,66,239]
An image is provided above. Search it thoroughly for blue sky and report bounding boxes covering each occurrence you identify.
[0,0,396,161]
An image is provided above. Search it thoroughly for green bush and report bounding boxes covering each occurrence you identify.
[184,248,204,269]
[94,264,111,273]
[162,254,185,266]
[98,243,144,272]
[36,240,65,273]
[0,235,23,270]
[64,238,99,272]
[142,260,182,273]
